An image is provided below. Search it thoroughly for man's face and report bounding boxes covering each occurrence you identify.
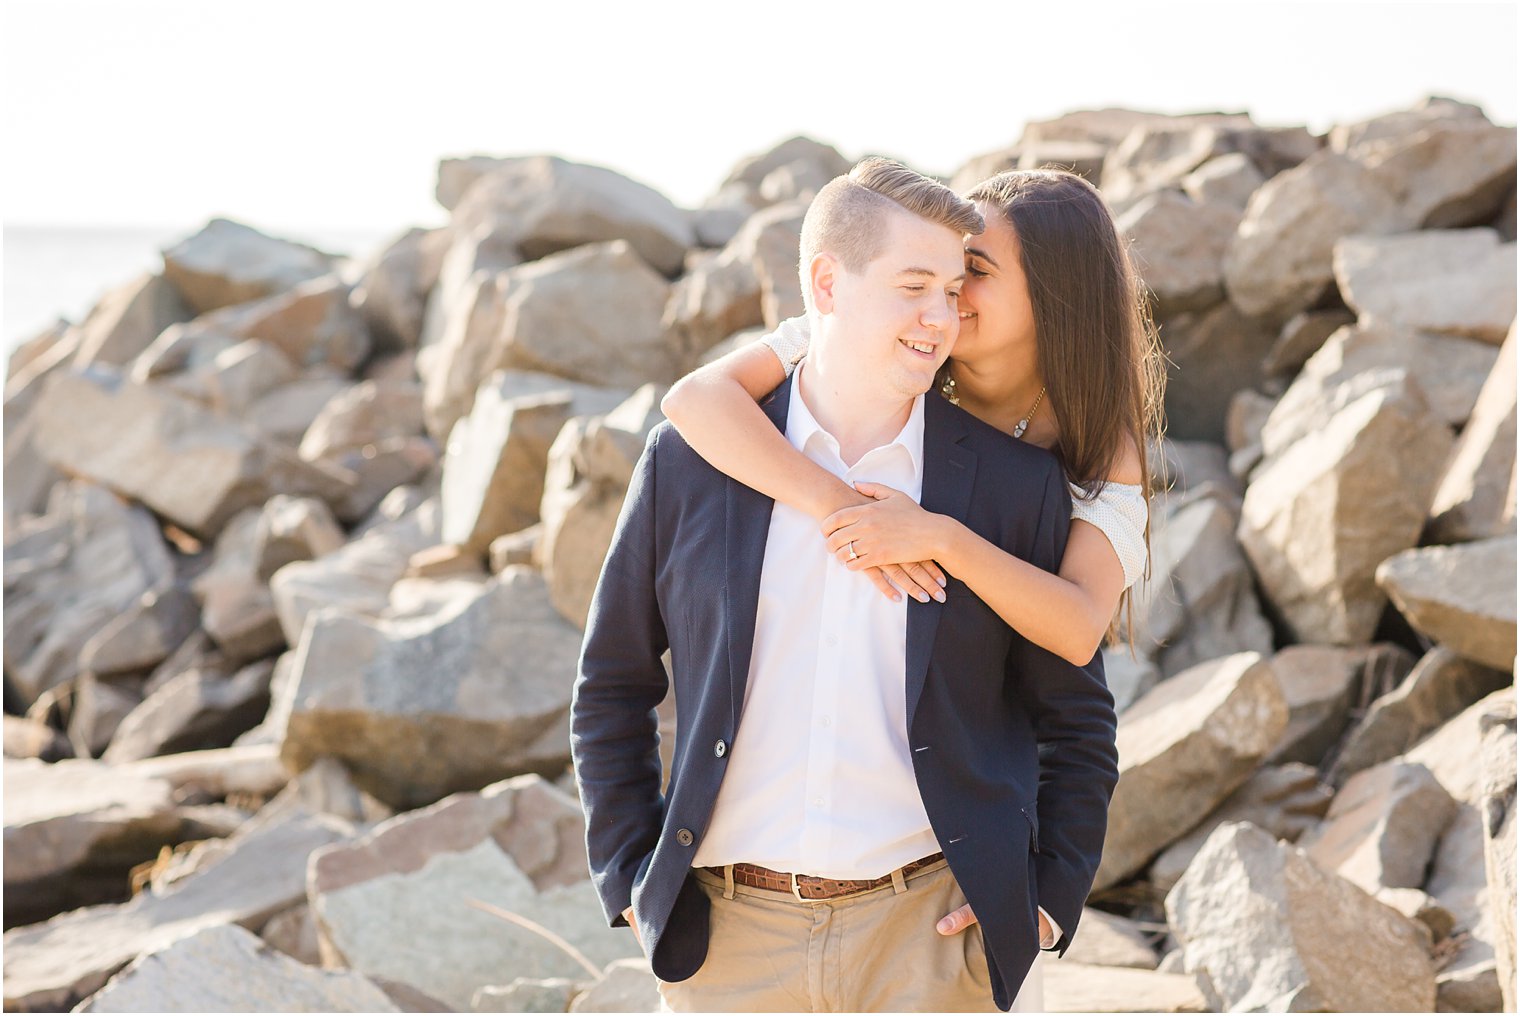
[820,205,966,400]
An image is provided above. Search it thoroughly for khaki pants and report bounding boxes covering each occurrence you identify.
[655,857,1027,1013]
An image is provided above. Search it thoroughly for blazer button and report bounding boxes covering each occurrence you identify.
[676,828,694,846]
[714,739,727,758]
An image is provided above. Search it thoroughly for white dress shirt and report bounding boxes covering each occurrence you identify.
[688,361,1061,948]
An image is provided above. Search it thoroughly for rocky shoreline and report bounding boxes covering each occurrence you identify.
[4,97,1516,1012]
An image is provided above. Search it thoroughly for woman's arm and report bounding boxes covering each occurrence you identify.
[660,339,947,602]
[824,440,1145,666]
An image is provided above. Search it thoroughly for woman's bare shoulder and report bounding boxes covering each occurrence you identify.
[1106,432,1145,486]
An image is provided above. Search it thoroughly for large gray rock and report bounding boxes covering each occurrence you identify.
[102,658,274,764]
[3,715,73,762]
[1118,190,1242,315]
[1357,119,1518,229]
[1239,376,1453,644]
[299,379,427,463]
[1223,149,1404,321]
[308,775,636,1011]
[571,958,659,1013]
[29,368,353,540]
[3,758,185,928]
[473,978,578,1013]
[449,155,694,276]
[1425,804,1506,1011]
[1377,535,1518,671]
[1429,324,1518,543]
[1043,962,1210,1013]
[1149,764,1332,892]
[170,274,372,375]
[1299,761,1457,894]
[74,923,398,1013]
[2,481,176,708]
[2,771,351,1012]
[1265,644,1415,767]
[1334,229,1517,344]
[1329,97,1489,154]
[1479,697,1517,1012]
[1332,647,1511,781]
[1406,687,1516,808]
[1099,123,1243,212]
[1057,908,1158,970]
[1155,302,1279,444]
[1166,822,1436,1011]
[160,218,337,315]
[1181,151,1265,210]
[440,372,625,556]
[189,508,285,662]
[277,567,583,809]
[1126,495,1273,678]
[349,226,451,354]
[1259,322,1498,464]
[79,584,199,679]
[538,386,666,629]
[1096,652,1288,889]
[1261,307,1357,378]
[67,272,195,370]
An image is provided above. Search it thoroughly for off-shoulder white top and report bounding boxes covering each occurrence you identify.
[762,316,1149,590]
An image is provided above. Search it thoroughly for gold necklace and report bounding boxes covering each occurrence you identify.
[940,372,1046,439]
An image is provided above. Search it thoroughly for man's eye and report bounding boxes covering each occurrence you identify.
[903,285,925,293]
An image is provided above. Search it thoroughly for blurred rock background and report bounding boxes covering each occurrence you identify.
[3,98,1516,1012]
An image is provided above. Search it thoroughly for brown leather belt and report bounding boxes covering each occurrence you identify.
[704,851,946,901]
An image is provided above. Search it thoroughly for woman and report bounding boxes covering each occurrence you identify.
[660,168,1165,1009]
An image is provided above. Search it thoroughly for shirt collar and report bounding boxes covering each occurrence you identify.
[787,361,925,483]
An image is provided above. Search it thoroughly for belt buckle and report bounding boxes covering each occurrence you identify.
[789,871,807,903]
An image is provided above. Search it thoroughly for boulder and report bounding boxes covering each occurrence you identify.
[1057,908,1158,969]
[74,923,398,1013]
[190,508,285,662]
[1126,496,1273,678]
[1332,646,1511,781]
[1149,763,1332,891]
[1166,822,1435,1011]
[1223,149,1404,321]
[1100,123,1242,212]
[102,658,274,764]
[252,494,347,583]
[257,902,322,966]
[243,374,355,448]
[1095,652,1287,889]
[1333,229,1516,343]
[1180,152,1265,211]
[2,773,353,1012]
[473,978,578,1013]
[1100,648,1160,714]
[1328,97,1488,154]
[3,757,186,927]
[747,201,808,329]
[1258,324,1497,474]
[349,226,452,354]
[2,715,73,762]
[308,776,637,1010]
[570,958,659,1012]
[490,525,541,573]
[1479,698,1517,1012]
[1042,963,1210,1013]
[1405,687,1516,808]
[1299,761,1457,893]
[67,272,195,370]
[1155,301,1278,443]
[1428,324,1517,542]
[160,217,337,315]
[29,368,354,541]
[1118,190,1241,315]
[1239,376,1453,644]
[1425,804,1506,1010]
[1358,120,1519,229]
[67,674,146,759]
[720,136,851,193]
[440,372,625,556]
[449,155,694,276]
[78,584,199,678]
[1377,535,1518,671]
[415,221,520,374]
[2,481,176,709]
[298,379,427,463]
[276,567,583,809]
[173,274,371,374]
[1261,307,1356,378]
[538,385,666,628]
[1265,644,1414,767]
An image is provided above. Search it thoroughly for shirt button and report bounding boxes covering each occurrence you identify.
[826,634,839,647]
[714,739,727,758]
[821,716,832,727]
[676,828,694,846]
[812,797,824,807]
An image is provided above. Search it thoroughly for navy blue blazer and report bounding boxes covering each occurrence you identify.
[570,378,1119,1011]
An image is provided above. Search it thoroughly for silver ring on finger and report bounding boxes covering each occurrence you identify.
[847,540,859,562]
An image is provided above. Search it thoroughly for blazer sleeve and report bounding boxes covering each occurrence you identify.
[569,427,670,929]
[1004,463,1120,956]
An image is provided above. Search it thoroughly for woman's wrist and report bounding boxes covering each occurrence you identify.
[806,476,870,521]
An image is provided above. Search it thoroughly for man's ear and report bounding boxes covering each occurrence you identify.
[809,253,839,315]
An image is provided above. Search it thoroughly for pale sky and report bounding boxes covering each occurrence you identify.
[3,0,1516,235]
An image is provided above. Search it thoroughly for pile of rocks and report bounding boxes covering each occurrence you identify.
[4,100,1514,1012]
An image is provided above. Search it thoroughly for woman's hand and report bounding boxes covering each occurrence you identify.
[822,482,948,604]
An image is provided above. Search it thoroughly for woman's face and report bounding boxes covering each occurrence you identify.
[956,202,1038,372]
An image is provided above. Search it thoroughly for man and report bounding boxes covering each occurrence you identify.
[571,158,1118,1012]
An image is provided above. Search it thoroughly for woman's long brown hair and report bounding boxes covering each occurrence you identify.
[964,169,1167,647]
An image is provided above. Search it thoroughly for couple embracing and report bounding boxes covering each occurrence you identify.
[571,156,1163,1012]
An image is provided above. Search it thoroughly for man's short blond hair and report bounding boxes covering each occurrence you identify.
[798,157,984,307]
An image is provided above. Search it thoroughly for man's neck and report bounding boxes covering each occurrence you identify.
[796,357,914,467]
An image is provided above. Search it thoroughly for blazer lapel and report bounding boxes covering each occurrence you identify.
[724,379,791,732]
[906,393,977,728]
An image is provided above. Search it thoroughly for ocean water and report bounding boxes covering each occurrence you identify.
[3,223,400,360]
